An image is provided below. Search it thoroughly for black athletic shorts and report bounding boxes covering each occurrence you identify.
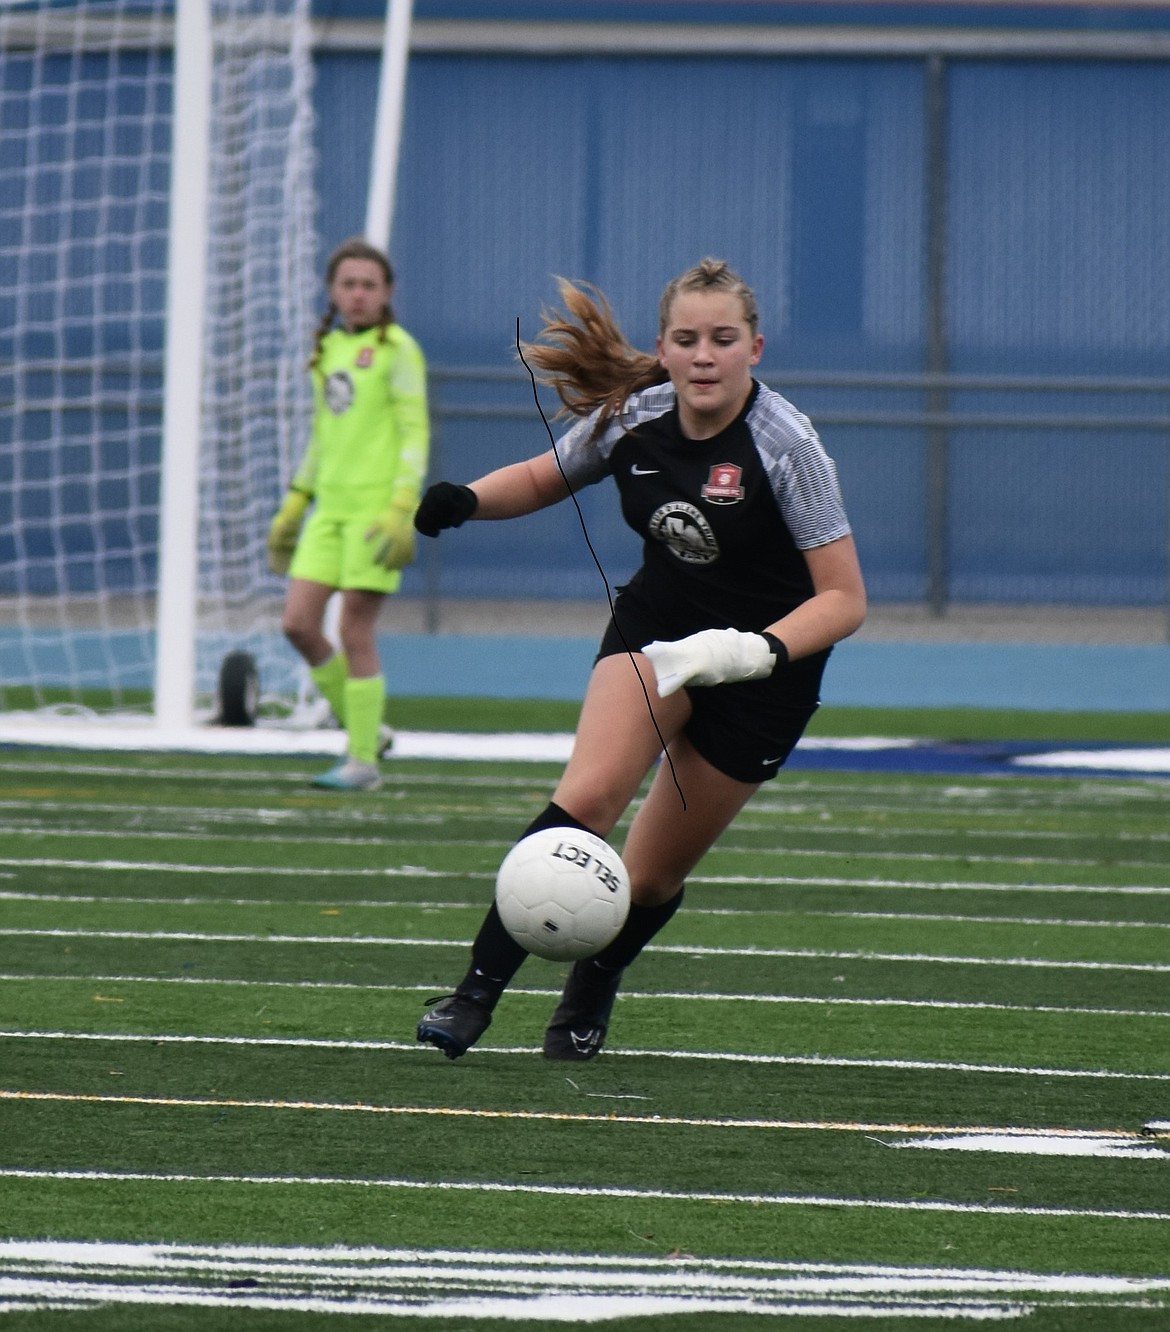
[597,590,829,784]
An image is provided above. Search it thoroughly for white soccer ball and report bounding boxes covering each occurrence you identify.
[495,826,631,962]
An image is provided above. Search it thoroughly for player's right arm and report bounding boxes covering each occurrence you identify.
[470,449,571,518]
[414,449,574,536]
[266,437,320,573]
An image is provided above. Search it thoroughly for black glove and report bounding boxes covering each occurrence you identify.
[414,482,479,537]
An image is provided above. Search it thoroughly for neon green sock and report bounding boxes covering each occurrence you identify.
[309,652,349,724]
[344,674,385,763]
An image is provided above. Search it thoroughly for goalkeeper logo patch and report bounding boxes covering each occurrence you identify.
[323,370,355,415]
[648,502,719,566]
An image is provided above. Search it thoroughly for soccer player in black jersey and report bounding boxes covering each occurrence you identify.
[414,258,866,1061]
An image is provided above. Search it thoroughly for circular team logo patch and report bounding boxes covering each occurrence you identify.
[648,502,719,566]
[323,370,355,415]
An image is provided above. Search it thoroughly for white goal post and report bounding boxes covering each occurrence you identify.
[154,0,212,731]
[0,0,320,740]
[306,0,415,699]
[365,0,414,255]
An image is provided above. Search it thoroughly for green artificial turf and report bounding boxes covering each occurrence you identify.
[0,735,1167,1328]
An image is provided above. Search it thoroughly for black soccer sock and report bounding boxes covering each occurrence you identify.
[458,802,601,1001]
[519,800,598,840]
[459,901,528,1001]
[589,885,685,971]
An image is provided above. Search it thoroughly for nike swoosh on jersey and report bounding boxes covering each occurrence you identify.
[630,464,660,475]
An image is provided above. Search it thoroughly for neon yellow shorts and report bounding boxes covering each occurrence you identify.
[289,508,403,593]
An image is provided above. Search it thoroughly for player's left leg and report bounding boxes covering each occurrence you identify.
[338,587,386,760]
[621,733,760,907]
[544,736,759,1060]
[312,587,386,791]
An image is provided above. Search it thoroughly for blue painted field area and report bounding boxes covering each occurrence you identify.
[823,639,1170,714]
[374,633,1170,715]
[3,628,1168,714]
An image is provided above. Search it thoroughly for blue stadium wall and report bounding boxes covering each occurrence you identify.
[309,9,1170,608]
[5,4,1170,610]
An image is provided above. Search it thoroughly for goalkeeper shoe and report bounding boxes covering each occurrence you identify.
[543,960,625,1061]
[311,757,382,791]
[378,724,395,757]
[416,989,494,1059]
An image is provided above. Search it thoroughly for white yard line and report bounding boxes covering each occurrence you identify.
[4,840,1169,872]
[0,1240,1168,1321]
[7,807,1164,852]
[888,1133,1167,1159]
[816,910,1170,930]
[9,872,1170,898]
[9,875,1170,899]
[2,1039,1167,1082]
[0,859,456,877]
[4,971,1167,1018]
[5,889,1168,933]
[1,924,1167,973]
[699,874,1170,896]
[1,1166,1168,1223]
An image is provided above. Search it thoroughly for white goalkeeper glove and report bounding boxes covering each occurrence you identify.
[643,628,788,698]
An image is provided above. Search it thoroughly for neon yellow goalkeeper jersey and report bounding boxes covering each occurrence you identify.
[294,323,429,516]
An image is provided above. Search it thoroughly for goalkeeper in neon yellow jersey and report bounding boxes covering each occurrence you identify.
[267,237,429,791]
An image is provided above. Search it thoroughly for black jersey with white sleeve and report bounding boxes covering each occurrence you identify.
[554,380,851,637]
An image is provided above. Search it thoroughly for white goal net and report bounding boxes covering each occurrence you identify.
[0,0,318,733]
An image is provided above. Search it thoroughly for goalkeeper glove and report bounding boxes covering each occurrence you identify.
[366,499,417,571]
[266,488,311,575]
[414,481,478,537]
[643,628,788,698]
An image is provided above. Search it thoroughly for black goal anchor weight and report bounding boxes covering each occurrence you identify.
[214,650,260,727]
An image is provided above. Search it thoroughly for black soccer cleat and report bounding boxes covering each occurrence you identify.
[416,990,494,1059]
[543,960,625,1061]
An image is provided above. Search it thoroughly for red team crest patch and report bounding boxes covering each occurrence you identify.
[354,346,374,369]
[701,463,745,504]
